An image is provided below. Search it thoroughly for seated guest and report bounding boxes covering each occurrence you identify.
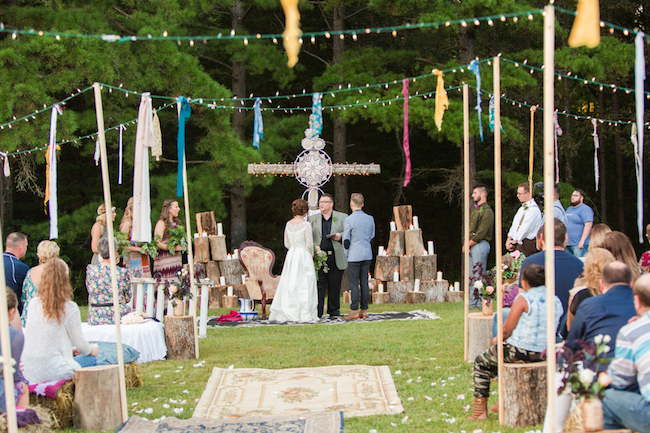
[86,237,132,325]
[600,273,650,433]
[0,291,29,412]
[21,240,60,327]
[3,233,29,315]
[602,231,641,281]
[468,264,563,420]
[639,223,650,274]
[588,222,611,252]
[23,259,99,383]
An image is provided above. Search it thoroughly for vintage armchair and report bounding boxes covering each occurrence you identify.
[238,241,280,319]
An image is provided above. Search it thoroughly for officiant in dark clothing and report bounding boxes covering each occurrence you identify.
[309,194,348,318]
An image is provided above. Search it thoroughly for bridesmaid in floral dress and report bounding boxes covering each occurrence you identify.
[152,199,184,281]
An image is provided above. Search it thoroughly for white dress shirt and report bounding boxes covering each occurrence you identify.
[508,199,542,243]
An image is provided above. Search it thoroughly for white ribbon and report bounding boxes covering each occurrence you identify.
[554,111,563,183]
[48,104,63,239]
[94,138,100,166]
[635,31,646,243]
[2,153,8,178]
[592,119,600,191]
[118,124,126,184]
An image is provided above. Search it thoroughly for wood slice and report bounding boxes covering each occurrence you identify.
[405,229,425,257]
[502,362,548,427]
[446,291,464,303]
[206,261,221,283]
[209,235,227,261]
[406,291,426,304]
[221,295,238,309]
[374,256,400,282]
[196,211,217,235]
[219,259,245,285]
[372,292,390,304]
[73,365,122,431]
[415,255,438,280]
[386,231,405,256]
[193,237,211,263]
[387,281,413,303]
[421,280,447,303]
[468,312,495,362]
[400,256,414,281]
[393,205,412,230]
[164,316,196,360]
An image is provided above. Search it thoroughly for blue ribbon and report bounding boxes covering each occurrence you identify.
[177,96,191,197]
[489,94,505,134]
[308,92,323,138]
[253,98,263,150]
[469,60,484,141]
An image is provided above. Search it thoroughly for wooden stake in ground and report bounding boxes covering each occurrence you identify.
[0,225,17,432]
[463,84,470,363]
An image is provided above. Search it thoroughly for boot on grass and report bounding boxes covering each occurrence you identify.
[467,397,488,420]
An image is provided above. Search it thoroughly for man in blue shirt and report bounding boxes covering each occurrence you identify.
[552,185,568,227]
[342,193,375,320]
[565,189,594,258]
[3,233,29,314]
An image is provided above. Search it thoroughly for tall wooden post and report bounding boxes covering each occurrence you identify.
[0,227,17,432]
[463,84,471,362]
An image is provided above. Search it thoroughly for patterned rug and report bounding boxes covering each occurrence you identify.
[118,412,343,433]
[205,309,441,328]
[194,365,404,420]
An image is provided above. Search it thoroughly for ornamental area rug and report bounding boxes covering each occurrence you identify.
[117,412,343,433]
[193,365,404,420]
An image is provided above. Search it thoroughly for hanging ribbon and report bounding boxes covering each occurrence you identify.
[152,111,162,161]
[591,119,600,191]
[635,31,646,243]
[281,0,301,67]
[2,154,9,178]
[94,138,100,166]
[253,98,263,150]
[44,104,63,239]
[468,60,484,142]
[529,106,536,193]
[132,92,154,243]
[554,111,563,183]
[118,124,126,185]
[568,0,601,48]
[309,92,323,137]
[433,70,449,131]
[489,95,505,133]
[402,79,411,187]
[176,96,191,197]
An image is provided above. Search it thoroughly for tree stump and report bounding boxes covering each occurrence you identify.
[406,291,426,304]
[468,312,495,362]
[399,256,414,281]
[373,292,390,304]
[502,362,548,427]
[414,255,437,280]
[209,235,227,261]
[164,316,196,360]
[405,229,424,257]
[386,231,405,256]
[196,211,217,235]
[421,280,447,303]
[222,295,237,309]
[206,261,221,283]
[374,256,400,282]
[219,259,245,285]
[207,285,221,308]
[387,281,413,303]
[193,237,211,263]
[342,291,351,304]
[216,283,249,300]
[446,291,464,302]
[368,279,379,304]
[393,205,412,230]
[73,365,122,431]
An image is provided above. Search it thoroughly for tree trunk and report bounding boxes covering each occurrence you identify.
[613,92,625,232]
[332,3,348,212]
[598,91,607,223]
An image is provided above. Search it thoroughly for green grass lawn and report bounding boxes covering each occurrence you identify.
[71,302,538,432]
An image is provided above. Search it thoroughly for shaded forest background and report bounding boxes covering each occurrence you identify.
[0,0,647,303]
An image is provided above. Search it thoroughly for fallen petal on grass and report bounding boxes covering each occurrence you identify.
[401,415,409,424]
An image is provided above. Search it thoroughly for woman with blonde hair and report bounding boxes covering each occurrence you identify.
[20,240,60,326]
[120,197,151,278]
[152,199,184,280]
[90,203,116,264]
[602,231,641,281]
[23,259,99,383]
[588,223,612,252]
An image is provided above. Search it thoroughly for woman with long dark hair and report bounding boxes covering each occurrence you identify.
[152,199,184,280]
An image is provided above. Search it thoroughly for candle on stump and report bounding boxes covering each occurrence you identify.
[413,216,419,230]
[437,271,443,282]
[194,233,199,239]
[220,276,226,286]
[390,221,397,231]
[227,286,233,297]
[454,282,460,292]
[409,224,414,230]
[217,223,223,236]
[233,249,239,259]
[201,231,207,237]
[422,249,428,256]
[428,241,434,255]
[241,275,246,285]
[378,283,384,293]
[393,271,399,282]
[414,278,421,292]
[378,246,384,256]
[226,254,232,260]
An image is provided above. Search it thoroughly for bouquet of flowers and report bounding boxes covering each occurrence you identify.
[557,335,612,399]
[502,250,525,283]
[313,244,329,280]
[166,225,188,255]
[470,261,495,306]
[166,269,195,307]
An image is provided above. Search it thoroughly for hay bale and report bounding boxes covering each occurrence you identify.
[125,361,143,389]
[0,405,58,433]
[29,380,75,429]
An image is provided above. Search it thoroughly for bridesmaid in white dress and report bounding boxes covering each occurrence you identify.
[269,199,319,322]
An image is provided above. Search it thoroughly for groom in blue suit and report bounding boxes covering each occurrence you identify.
[343,193,375,320]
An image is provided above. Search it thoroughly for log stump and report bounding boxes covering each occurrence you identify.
[164,316,196,360]
[222,295,237,309]
[406,291,426,304]
[196,211,217,235]
[73,365,122,431]
[386,231,405,256]
[446,291,464,302]
[368,279,379,304]
[393,205,412,230]
[374,256,400,282]
[207,285,221,308]
[405,229,425,257]
[468,312,495,362]
[219,259,245,285]
[209,235,227,261]
[387,281,413,303]
[343,291,351,304]
[206,261,221,284]
[502,362,548,427]
[193,237,211,263]
[399,256,414,281]
[414,255,437,280]
[216,284,249,300]
[421,280,447,303]
[373,292,390,304]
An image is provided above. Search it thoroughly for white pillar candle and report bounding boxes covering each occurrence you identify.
[378,283,384,293]
[428,241,434,255]
[217,223,223,236]
[227,286,234,297]
[454,282,460,292]
[436,271,443,282]
[220,276,226,286]
[414,278,421,292]
[241,274,246,285]
[378,246,384,256]
[226,253,232,260]
[422,250,428,256]
[233,249,239,259]
[194,233,199,238]
[390,221,397,231]
[409,224,414,230]
[201,231,207,237]
[413,216,419,230]
[393,271,399,282]
[368,273,371,281]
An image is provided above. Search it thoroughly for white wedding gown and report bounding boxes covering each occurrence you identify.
[269,220,318,322]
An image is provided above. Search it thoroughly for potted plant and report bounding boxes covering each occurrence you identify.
[470,262,495,315]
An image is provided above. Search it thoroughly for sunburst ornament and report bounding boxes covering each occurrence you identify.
[294,129,332,207]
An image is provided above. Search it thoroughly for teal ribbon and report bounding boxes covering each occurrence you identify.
[469,60,484,141]
[177,96,191,197]
[253,98,263,150]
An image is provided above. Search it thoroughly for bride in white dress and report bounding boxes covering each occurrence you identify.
[269,199,318,322]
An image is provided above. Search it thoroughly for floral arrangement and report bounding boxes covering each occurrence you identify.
[470,261,495,306]
[313,245,329,279]
[113,230,132,262]
[154,265,205,307]
[139,238,160,260]
[166,225,188,255]
[501,250,525,283]
[557,335,612,399]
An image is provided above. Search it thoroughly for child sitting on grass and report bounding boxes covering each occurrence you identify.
[468,264,563,420]
[0,290,29,412]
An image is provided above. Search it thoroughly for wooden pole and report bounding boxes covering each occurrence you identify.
[463,84,470,362]
[0,229,17,432]
[92,83,128,422]
[493,57,505,424]
[529,107,536,194]
[543,6,557,433]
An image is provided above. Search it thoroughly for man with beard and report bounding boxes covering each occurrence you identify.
[565,189,593,258]
[464,185,494,309]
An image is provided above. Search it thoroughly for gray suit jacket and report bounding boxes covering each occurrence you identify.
[309,211,348,271]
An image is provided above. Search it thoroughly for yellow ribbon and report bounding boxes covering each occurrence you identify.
[281,0,301,68]
[568,0,601,48]
[433,69,449,131]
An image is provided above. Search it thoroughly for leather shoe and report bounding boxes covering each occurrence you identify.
[343,311,360,320]
[360,310,368,319]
